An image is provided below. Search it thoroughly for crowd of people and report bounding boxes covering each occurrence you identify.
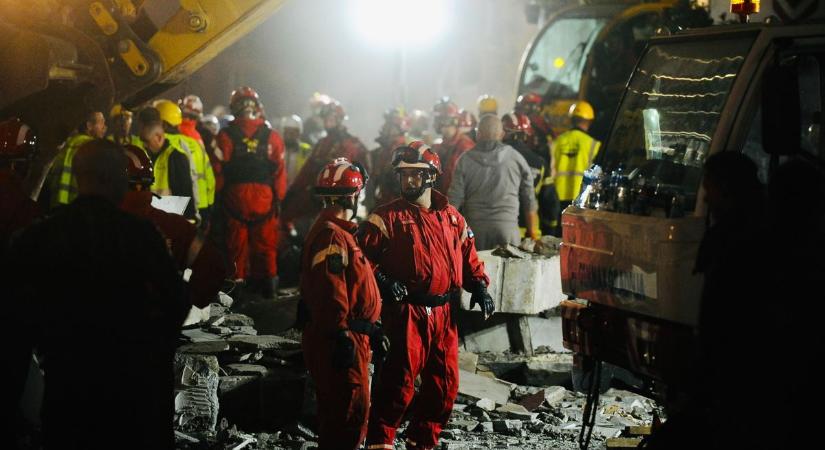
[0,86,604,450]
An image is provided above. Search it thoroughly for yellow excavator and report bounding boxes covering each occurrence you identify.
[0,0,286,192]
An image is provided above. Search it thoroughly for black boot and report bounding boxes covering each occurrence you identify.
[260,276,279,300]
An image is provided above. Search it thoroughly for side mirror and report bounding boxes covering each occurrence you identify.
[762,56,801,155]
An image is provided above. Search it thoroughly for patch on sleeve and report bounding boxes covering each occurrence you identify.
[327,253,344,274]
[449,214,458,226]
[311,244,349,272]
[467,226,474,238]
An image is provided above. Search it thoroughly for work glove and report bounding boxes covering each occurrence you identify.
[470,281,495,320]
[332,330,355,369]
[369,323,391,362]
[375,271,407,303]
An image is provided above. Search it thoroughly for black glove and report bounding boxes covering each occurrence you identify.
[332,330,355,369]
[375,271,407,303]
[369,323,391,362]
[470,281,495,320]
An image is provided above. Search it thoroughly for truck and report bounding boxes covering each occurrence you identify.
[557,0,824,408]
[517,0,712,140]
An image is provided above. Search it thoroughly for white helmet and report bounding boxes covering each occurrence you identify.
[200,114,220,135]
[280,114,303,133]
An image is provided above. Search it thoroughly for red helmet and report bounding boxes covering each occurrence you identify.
[319,101,347,122]
[229,86,262,114]
[458,109,477,130]
[502,112,534,137]
[314,157,368,196]
[0,118,37,162]
[392,140,441,175]
[123,144,154,186]
[433,97,460,128]
[515,92,543,115]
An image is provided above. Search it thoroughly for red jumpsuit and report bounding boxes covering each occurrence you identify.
[282,130,367,227]
[301,209,381,450]
[121,190,226,308]
[358,191,488,450]
[0,170,39,249]
[433,133,475,195]
[216,118,286,280]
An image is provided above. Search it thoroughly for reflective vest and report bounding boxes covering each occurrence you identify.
[551,128,601,202]
[151,143,189,196]
[166,133,211,209]
[286,141,311,186]
[52,133,94,206]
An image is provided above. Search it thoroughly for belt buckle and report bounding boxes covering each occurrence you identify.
[425,306,432,316]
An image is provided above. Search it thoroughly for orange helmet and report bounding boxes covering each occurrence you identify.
[0,118,37,163]
[123,144,154,187]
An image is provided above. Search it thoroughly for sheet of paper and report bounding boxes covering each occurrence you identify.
[151,195,190,215]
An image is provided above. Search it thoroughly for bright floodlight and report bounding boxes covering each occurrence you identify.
[351,0,447,47]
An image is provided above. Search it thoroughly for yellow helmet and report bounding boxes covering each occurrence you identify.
[109,104,132,119]
[569,101,595,121]
[477,94,498,115]
[152,99,182,127]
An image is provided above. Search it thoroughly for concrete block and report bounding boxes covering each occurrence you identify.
[475,422,494,432]
[448,419,480,432]
[218,375,258,396]
[177,340,231,355]
[458,369,512,405]
[174,353,220,431]
[543,386,568,406]
[522,354,574,387]
[525,316,566,353]
[496,403,538,421]
[493,419,522,432]
[463,322,510,354]
[457,351,479,373]
[475,398,496,411]
[225,364,270,377]
[460,251,566,315]
[228,335,300,352]
[223,313,255,327]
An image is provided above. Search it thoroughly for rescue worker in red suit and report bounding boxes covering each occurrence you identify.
[357,142,496,450]
[368,107,409,209]
[120,144,227,308]
[432,98,475,195]
[282,101,367,235]
[0,118,40,252]
[216,87,286,299]
[300,158,388,450]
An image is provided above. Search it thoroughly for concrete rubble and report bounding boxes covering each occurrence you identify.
[172,283,660,450]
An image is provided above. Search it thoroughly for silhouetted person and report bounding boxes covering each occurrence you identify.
[8,139,189,449]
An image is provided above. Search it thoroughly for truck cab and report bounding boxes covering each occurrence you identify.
[559,16,825,398]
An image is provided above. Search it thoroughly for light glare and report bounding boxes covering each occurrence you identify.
[351,0,447,47]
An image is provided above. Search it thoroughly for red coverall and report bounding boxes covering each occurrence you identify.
[358,191,489,450]
[282,130,367,226]
[0,170,39,249]
[301,209,381,450]
[433,133,475,195]
[216,118,286,280]
[121,190,226,307]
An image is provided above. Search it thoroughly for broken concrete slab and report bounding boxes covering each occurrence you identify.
[475,421,494,432]
[463,322,511,354]
[517,390,545,412]
[522,354,574,387]
[225,364,270,377]
[223,313,255,327]
[458,369,512,405]
[496,403,539,421]
[228,335,300,352]
[493,419,522,432]
[543,385,567,406]
[474,398,496,411]
[457,351,479,373]
[231,296,300,334]
[447,419,480,432]
[177,340,232,354]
